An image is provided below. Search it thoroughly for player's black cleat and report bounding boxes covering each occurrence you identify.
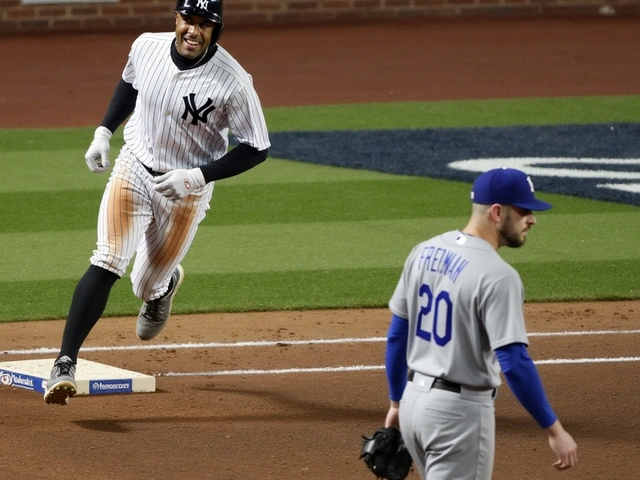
[136,265,184,341]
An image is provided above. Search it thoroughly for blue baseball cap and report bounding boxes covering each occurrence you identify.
[470,168,552,211]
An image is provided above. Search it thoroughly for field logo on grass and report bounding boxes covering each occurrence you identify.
[268,124,640,205]
[449,158,640,194]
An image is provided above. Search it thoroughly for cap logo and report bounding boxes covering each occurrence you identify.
[196,0,208,8]
[469,168,552,211]
[526,175,535,193]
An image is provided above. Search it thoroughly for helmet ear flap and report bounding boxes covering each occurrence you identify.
[213,23,223,43]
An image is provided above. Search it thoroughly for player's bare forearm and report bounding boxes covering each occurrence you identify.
[385,401,400,429]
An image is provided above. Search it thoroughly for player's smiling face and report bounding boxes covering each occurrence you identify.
[175,13,215,59]
[499,205,535,248]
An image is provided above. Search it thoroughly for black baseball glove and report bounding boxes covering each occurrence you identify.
[360,426,413,480]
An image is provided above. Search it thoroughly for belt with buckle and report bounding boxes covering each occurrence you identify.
[408,370,461,394]
[142,164,166,177]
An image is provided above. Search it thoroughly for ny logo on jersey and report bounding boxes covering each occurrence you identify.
[182,93,216,126]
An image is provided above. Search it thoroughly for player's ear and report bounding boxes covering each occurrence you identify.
[488,203,504,224]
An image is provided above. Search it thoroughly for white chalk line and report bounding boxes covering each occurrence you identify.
[1,329,637,377]
[157,356,640,378]
[1,329,639,356]
[159,365,384,377]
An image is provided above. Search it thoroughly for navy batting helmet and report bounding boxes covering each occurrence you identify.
[175,0,223,43]
[175,0,223,24]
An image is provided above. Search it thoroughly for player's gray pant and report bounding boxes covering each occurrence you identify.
[90,150,213,301]
[399,371,496,480]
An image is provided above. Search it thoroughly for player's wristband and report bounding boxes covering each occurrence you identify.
[385,314,409,402]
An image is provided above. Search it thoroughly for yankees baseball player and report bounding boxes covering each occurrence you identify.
[384,168,578,479]
[44,0,270,405]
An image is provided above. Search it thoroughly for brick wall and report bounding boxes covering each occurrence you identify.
[1,0,638,33]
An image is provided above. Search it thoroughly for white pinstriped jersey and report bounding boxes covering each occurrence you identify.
[121,32,270,173]
[389,231,529,388]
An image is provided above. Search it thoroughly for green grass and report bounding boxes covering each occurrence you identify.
[264,95,640,131]
[2,95,640,152]
[1,95,639,322]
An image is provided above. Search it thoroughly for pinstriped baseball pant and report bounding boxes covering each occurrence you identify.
[90,150,213,302]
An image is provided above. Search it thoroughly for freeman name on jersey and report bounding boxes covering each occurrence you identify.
[416,245,469,283]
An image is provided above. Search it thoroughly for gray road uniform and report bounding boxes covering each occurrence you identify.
[389,230,529,479]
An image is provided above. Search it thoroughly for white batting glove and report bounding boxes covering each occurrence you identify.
[85,126,112,173]
[152,168,206,201]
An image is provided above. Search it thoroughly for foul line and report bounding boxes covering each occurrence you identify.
[528,329,640,337]
[1,330,637,378]
[158,356,640,378]
[1,329,639,356]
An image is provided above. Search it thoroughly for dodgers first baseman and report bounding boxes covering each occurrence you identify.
[384,168,578,479]
[44,0,270,405]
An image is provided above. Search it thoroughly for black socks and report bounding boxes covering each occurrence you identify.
[58,265,120,363]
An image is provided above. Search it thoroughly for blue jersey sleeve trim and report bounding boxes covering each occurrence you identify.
[495,343,557,429]
[386,314,409,402]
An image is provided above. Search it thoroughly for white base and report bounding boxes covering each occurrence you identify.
[0,358,155,396]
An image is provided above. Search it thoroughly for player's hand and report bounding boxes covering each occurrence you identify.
[85,126,112,173]
[152,168,206,201]
[547,420,578,470]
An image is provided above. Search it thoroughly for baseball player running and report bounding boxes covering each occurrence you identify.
[384,168,578,478]
[44,0,270,405]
